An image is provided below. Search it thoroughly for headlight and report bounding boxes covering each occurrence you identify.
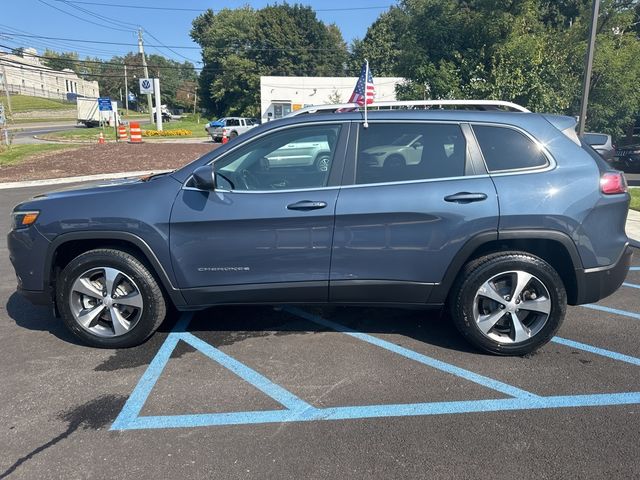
[11,210,39,230]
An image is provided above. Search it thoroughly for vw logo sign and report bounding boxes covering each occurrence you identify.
[142,79,151,89]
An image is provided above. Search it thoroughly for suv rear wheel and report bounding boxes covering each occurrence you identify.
[450,252,566,356]
[57,249,166,348]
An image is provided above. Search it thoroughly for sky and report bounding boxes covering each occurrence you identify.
[0,0,393,66]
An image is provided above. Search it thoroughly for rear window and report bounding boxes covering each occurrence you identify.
[473,125,548,172]
[583,133,608,146]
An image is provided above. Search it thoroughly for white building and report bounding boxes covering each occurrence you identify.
[0,48,99,100]
[260,76,404,122]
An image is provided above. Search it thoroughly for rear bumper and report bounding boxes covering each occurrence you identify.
[573,244,633,305]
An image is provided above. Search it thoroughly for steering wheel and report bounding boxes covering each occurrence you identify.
[240,169,260,190]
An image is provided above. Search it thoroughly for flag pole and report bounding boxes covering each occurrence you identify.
[363,59,369,129]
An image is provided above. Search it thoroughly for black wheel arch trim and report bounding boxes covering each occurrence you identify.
[44,231,187,307]
[429,228,584,304]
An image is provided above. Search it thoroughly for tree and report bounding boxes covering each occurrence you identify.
[191,3,349,117]
[42,50,81,72]
[350,8,404,76]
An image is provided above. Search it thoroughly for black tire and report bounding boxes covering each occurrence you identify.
[230,131,238,139]
[449,251,566,356]
[57,249,166,348]
[314,152,331,172]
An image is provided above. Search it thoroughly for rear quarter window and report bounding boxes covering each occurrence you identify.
[473,125,548,172]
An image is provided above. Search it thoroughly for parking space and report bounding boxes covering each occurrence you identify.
[2,183,640,479]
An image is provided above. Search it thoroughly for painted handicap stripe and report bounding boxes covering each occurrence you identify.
[629,267,640,271]
[114,392,640,430]
[284,306,537,399]
[552,337,640,366]
[623,282,640,289]
[581,304,640,320]
[113,308,640,431]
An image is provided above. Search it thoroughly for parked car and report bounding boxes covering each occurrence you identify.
[265,135,332,171]
[614,144,640,173]
[9,101,632,355]
[207,117,259,142]
[583,133,615,162]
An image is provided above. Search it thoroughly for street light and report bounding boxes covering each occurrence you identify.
[578,0,600,137]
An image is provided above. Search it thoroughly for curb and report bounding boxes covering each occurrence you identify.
[0,170,172,190]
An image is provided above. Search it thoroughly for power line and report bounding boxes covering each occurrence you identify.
[37,0,134,33]
[55,1,394,13]
[0,33,357,52]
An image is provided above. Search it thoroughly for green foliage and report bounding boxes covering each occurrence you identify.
[42,50,81,73]
[360,0,640,140]
[191,4,349,116]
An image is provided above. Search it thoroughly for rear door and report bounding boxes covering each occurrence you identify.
[330,121,499,304]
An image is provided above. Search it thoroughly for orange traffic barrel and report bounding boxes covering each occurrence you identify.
[221,135,229,144]
[129,122,143,143]
[118,124,127,141]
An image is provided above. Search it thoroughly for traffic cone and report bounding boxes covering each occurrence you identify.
[222,135,228,144]
[98,132,105,144]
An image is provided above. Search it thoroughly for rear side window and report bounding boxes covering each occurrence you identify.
[355,123,468,185]
[473,125,548,172]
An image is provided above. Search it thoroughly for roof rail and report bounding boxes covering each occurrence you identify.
[287,99,530,117]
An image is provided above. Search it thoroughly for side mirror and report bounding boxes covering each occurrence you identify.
[192,165,216,191]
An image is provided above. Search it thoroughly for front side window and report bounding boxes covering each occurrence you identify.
[212,125,341,191]
[473,125,548,172]
[355,123,468,185]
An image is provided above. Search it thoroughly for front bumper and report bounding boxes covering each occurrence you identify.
[8,225,51,303]
[573,244,633,305]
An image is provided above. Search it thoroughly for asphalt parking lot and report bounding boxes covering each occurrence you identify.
[2,183,640,479]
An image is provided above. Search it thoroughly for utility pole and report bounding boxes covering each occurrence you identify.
[1,64,13,119]
[193,84,198,118]
[138,28,154,125]
[578,0,600,137]
[124,63,129,114]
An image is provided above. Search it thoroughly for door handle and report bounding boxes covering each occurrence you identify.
[287,200,328,211]
[444,192,488,204]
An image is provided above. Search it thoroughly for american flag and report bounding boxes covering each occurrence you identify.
[348,61,375,106]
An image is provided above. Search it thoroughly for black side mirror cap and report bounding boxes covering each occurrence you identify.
[192,165,216,191]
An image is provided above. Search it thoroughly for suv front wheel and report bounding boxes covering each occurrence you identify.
[57,249,166,348]
[450,252,566,356]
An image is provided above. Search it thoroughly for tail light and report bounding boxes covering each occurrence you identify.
[600,172,628,194]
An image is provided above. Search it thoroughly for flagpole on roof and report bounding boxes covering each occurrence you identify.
[363,59,369,129]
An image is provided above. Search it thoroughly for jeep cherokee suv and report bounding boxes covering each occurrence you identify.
[8,101,632,355]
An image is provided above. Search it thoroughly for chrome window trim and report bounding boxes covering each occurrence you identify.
[340,174,491,190]
[469,122,557,175]
[182,120,344,193]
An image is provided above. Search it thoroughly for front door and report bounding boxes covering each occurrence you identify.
[330,121,499,304]
[170,122,348,305]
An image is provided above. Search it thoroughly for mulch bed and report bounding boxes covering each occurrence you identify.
[0,143,218,182]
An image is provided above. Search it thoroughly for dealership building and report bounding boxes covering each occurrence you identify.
[260,76,404,122]
[0,48,99,101]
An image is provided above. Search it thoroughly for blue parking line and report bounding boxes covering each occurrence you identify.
[112,391,640,430]
[111,333,182,430]
[178,332,313,412]
[623,282,640,289]
[552,337,640,366]
[284,306,538,399]
[581,304,640,320]
[630,267,640,271]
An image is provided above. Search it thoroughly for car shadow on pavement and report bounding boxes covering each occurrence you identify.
[187,305,480,355]
[6,291,84,346]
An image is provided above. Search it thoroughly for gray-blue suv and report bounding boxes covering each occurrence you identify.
[8,102,633,355]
